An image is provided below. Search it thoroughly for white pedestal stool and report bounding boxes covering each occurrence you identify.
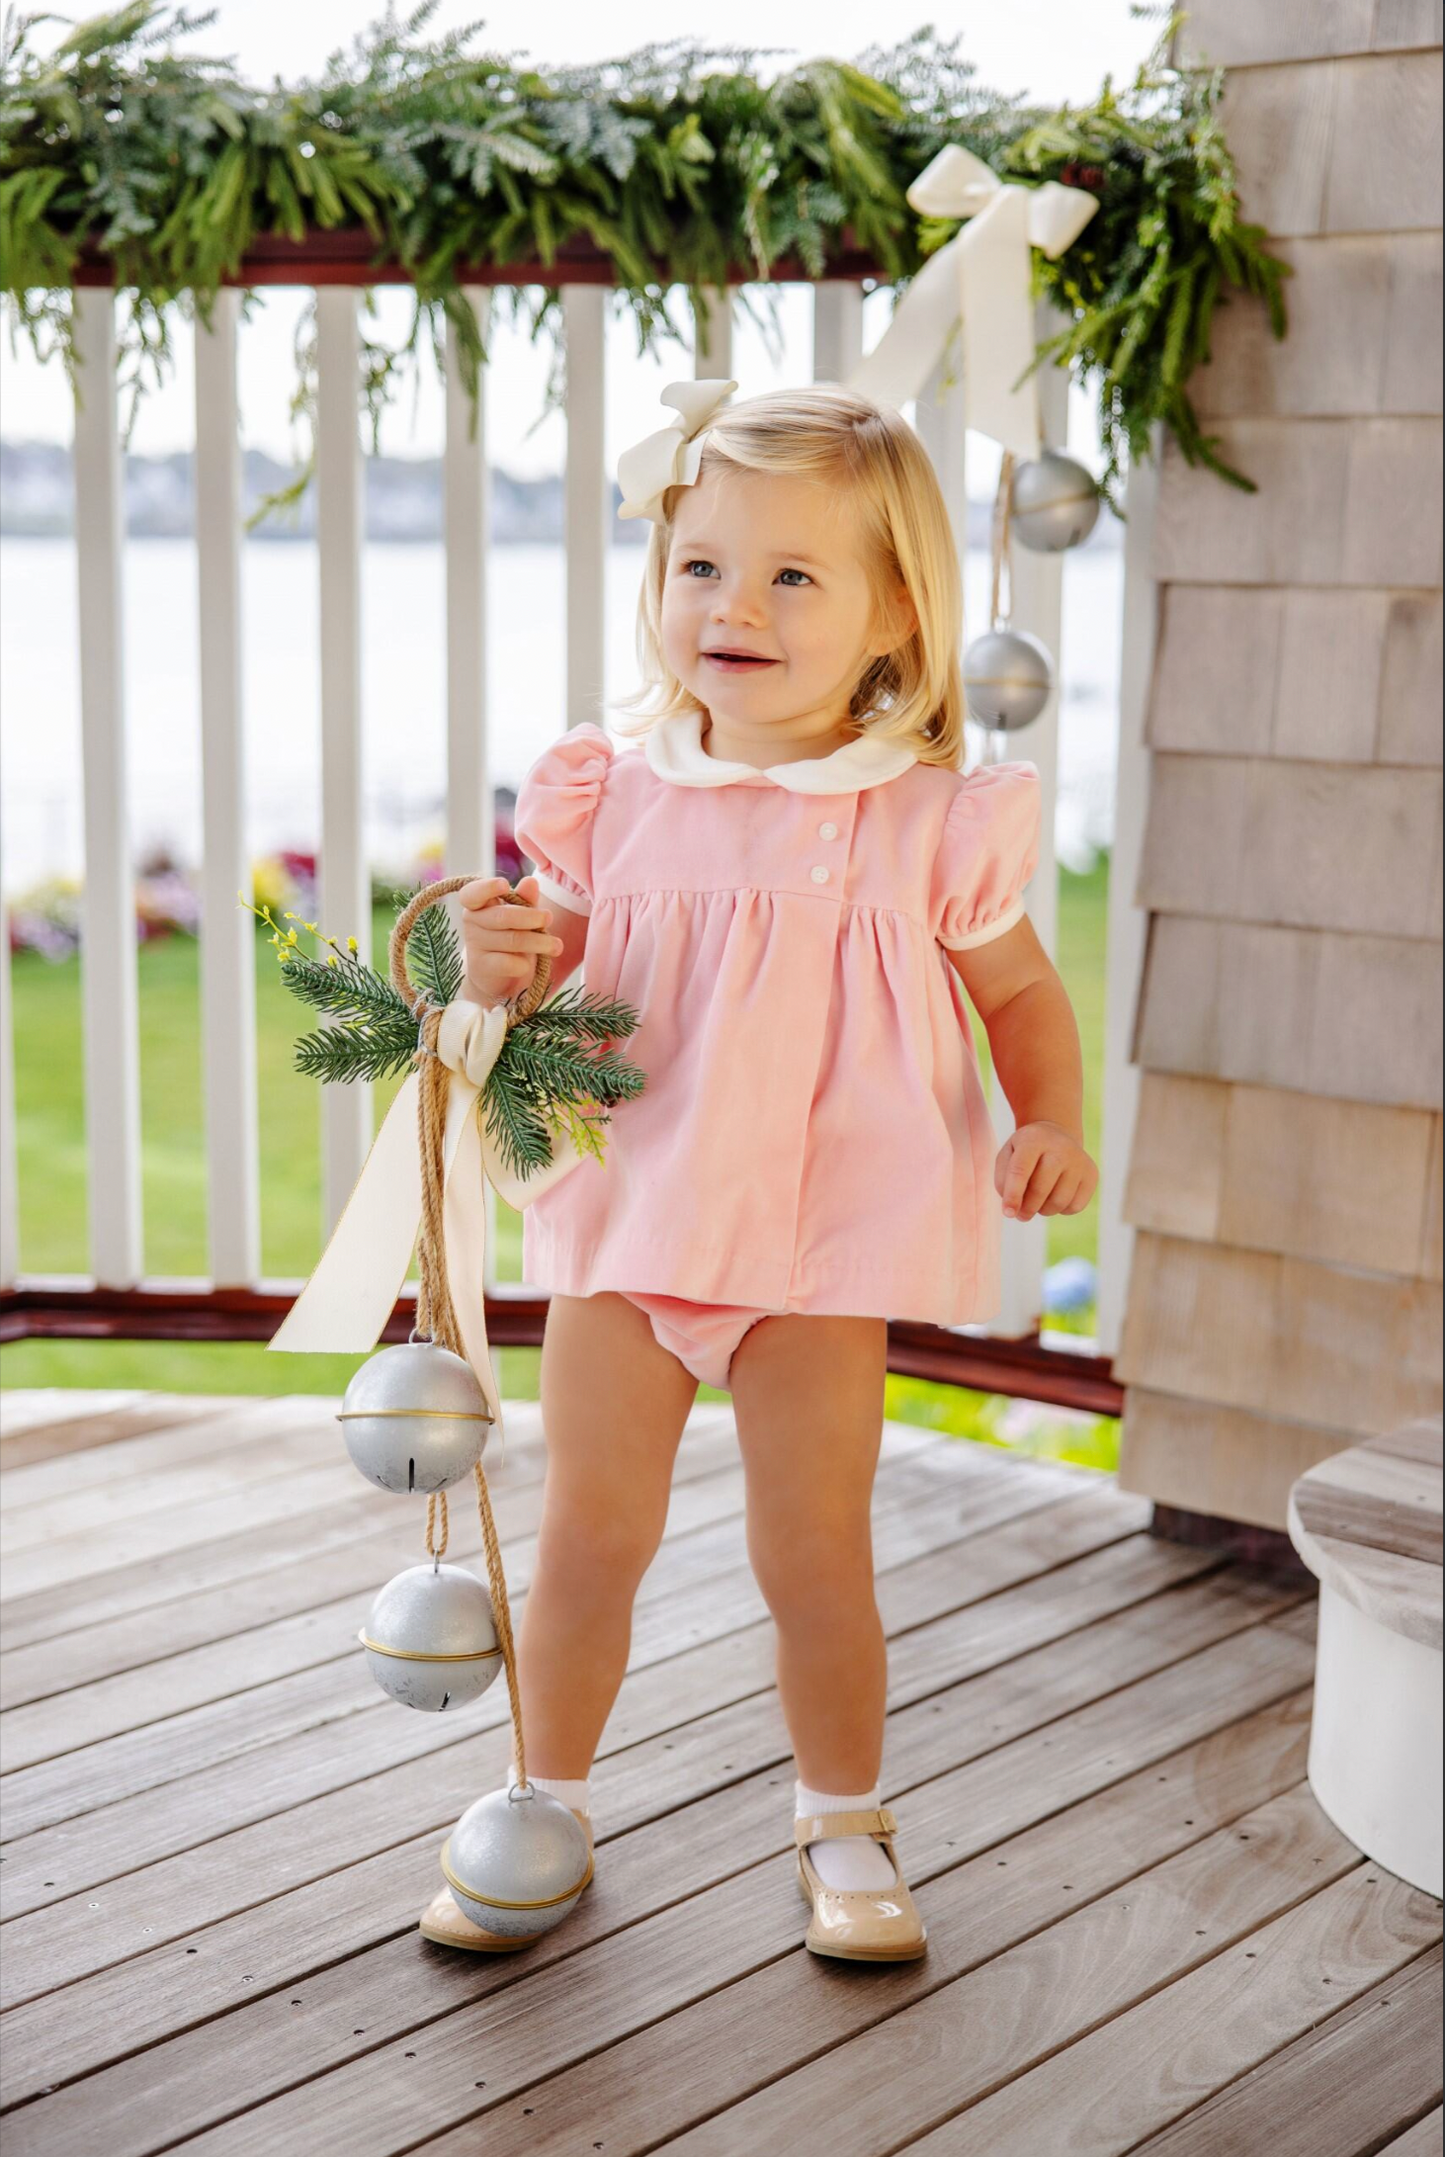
[1287,1415,1442,1900]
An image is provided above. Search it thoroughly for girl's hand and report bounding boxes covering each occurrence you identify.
[457,875,563,1009]
[995,1121,1098,1221]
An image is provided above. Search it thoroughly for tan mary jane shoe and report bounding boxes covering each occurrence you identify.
[794,1805,928,1962]
[419,1807,594,1952]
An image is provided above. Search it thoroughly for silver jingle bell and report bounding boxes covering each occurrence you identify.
[337,1340,491,1495]
[963,627,1054,732]
[359,1562,502,1712]
[1010,450,1101,553]
[440,1781,593,1942]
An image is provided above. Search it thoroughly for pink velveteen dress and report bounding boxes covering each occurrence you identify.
[510,710,1041,1389]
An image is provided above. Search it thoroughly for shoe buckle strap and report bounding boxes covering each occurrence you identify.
[794,1805,897,1845]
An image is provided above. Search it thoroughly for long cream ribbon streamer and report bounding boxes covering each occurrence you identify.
[847,144,1099,458]
[268,999,588,1454]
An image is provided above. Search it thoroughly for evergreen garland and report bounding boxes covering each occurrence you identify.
[2,2,1289,505]
[245,890,646,1180]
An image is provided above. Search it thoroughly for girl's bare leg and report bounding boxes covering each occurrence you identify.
[727,1314,889,1790]
[516,1289,700,1778]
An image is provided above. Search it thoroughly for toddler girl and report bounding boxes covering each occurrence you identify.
[421,381,1097,1962]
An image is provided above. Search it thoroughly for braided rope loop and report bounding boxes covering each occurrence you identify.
[387,876,551,1788]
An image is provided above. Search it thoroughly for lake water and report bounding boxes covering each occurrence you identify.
[0,537,1123,894]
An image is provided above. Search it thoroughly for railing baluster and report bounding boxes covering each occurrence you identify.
[444,286,498,1287]
[315,287,371,1233]
[561,285,608,729]
[72,288,143,1286]
[692,284,734,379]
[812,282,864,384]
[1096,422,1163,1356]
[993,300,1070,1338]
[194,286,260,1286]
[0,903,16,1288]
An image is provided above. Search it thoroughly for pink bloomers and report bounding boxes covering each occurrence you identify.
[619,1291,788,1393]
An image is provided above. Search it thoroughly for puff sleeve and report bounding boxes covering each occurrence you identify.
[930,761,1042,950]
[511,722,614,916]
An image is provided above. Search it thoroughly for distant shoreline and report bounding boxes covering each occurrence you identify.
[0,440,1118,548]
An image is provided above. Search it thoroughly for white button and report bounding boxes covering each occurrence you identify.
[810,865,830,885]
[818,820,839,840]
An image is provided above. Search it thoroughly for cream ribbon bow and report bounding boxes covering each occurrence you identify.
[616,376,739,523]
[268,998,589,1452]
[847,145,1099,459]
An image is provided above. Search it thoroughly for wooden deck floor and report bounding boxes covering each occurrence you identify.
[0,1387,1440,2157]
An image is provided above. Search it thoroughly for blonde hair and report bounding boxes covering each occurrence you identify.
[608,384,966,768]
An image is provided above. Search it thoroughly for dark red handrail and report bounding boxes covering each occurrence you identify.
[0,1279,1122,1415]
[71,229,888,289]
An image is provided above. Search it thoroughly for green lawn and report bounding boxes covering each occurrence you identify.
[2,864,1119,1471]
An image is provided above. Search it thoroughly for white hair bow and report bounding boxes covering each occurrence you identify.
[847,145,1099,459]
[616,376,739,524]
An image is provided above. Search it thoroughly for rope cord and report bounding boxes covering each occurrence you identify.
[988,450,1017,631]
[388,876,553,1789]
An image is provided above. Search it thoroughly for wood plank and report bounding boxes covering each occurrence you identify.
[1152,420,1442,588]
[1190,233,1443,421]
[0,1481,1152,2107]
[1379,594,1444,768]
[0,1422,743,1746]
[314,284,371,1231]
[0,1395,225,1472]
[1175,2,1413,64]
[0,1457,758,1800]
[1118,1386,1371,1529]
[0,1576,1313,2150]
[1274,586,1396,762]
[1325,50,1445,233]
[1213,59,1336,236]
[0,1455,1091,1928]
[1139,756,1442,939]
[1115,1235,1444,1438]
[1292,1438,1442,1567]
[72,286,143,1286]
[0,1390,143,1439]
[195,283,261,1286]
[887,1875,1440,2156]
[0,1416,364,1554]
[391,1691,1327,2157]
[0,1476,1151,2004]
[1135,917,1443,1111]
[0,1413,739,1710]
[1380,2111,1445,2157]
[1096,416,1163,1357]
[1209,54,1443,239]
[0,1396,331,1511]
[1125,1075,1439,1279]
[1148,586,1284,757]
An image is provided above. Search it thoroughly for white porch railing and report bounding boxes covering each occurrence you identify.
[0,265,1156,1386]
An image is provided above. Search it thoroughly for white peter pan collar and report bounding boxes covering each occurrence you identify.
[645,709,916,793]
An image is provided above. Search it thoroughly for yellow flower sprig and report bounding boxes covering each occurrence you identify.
[238,893,360,970]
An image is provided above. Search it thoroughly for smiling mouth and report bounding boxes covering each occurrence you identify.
[703,651,779,670]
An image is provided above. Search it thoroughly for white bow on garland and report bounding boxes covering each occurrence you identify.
[268,997,587,1453]
[847,145,1100,459]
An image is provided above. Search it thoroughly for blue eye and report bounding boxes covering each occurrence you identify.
[681,559,716,578]
[777,568,812,586]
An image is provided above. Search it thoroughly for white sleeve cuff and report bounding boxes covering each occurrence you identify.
[533,871,591,918]
[937,895,1027,951]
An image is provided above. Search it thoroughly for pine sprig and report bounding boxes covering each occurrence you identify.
[239,883,647,1175]
[3,2,1290,502]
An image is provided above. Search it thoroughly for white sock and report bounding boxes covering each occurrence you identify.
[510,1761,590,1816]
[795,1778,898,1891]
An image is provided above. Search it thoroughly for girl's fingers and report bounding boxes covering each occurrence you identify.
[458,876,511,910]
[999,1134,1043,1216]
[1016,1153,1060,1221]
